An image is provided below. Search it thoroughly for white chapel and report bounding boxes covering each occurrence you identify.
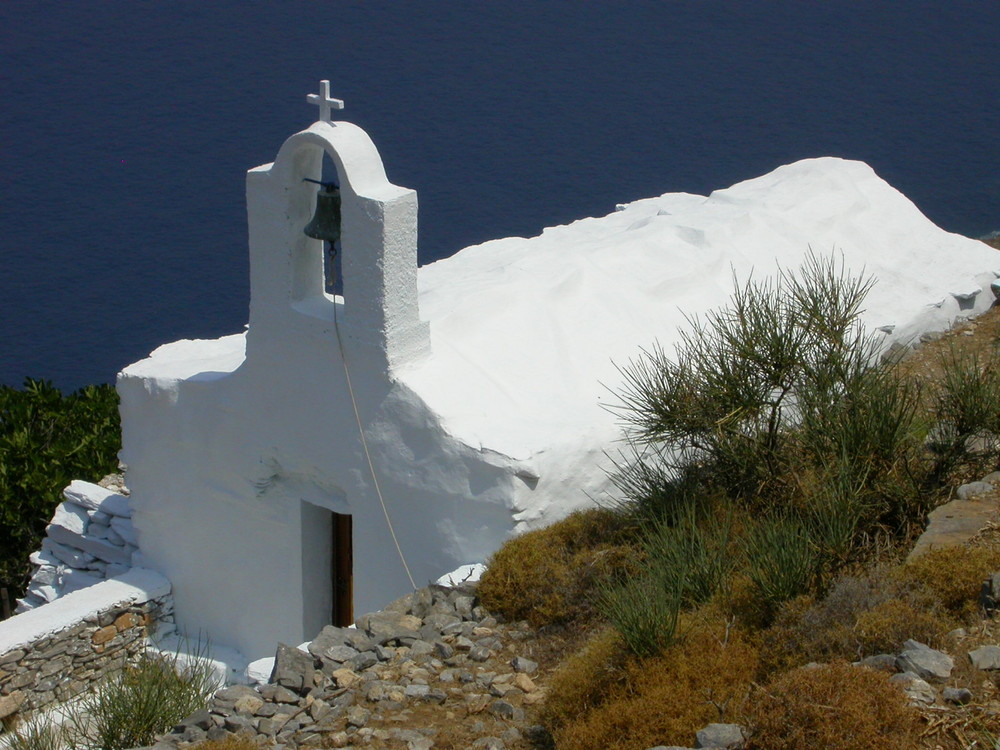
[114,82,1000,660]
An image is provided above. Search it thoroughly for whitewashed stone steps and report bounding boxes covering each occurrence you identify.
[16,479,138,613]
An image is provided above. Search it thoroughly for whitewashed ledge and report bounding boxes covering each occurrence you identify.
[0,568,172,717]
[0,568,169,654]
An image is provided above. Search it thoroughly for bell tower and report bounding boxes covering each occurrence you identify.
[243,81,430,370]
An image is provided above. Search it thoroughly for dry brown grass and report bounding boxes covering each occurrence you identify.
[899,544,1000,620]
[551,613,758,750]
[853,598,956,655]
[756,566,958,678]
[541,626,628,730]
[477,508,638,627]
[191,737,260,750]
[745,661,921,750]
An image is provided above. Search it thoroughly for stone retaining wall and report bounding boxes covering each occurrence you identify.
[0,568,172,720]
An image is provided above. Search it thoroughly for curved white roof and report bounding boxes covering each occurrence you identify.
[401,157,999,461]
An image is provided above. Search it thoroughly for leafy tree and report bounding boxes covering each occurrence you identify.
[0,379,120,609]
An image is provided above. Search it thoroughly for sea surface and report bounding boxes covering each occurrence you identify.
[1,1,997,390]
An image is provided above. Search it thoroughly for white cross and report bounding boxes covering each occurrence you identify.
[307,80,345,123]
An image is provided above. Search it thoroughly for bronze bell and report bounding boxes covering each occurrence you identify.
[303,178,341,244]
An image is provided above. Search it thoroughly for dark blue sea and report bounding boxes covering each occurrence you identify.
[1,1,997,390]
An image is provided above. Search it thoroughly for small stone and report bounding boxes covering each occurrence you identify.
[473,738,505,750]
[405,684,431,700]
[695,722,746,749]
[347,651,379,671]
[182,725,207,743]
[958,481,994,500]
[0,650,25,666]
[489,700,525,722]
[434,641,455,659]
[346,705,371,727]
[943,687,973,705]
[179,708,214,730]
[260,683,300,703]
[469,645,492,662]
[345,630,377,652]
[856,653,898,673]
[270,643,315,692]
[205,727,229,741]
[223,714,254,732]
[511,656,538,674]
[233,694,264,714]
[322,644,360,663]
[0,691,25,720]
[328,731,350,748]
[308,625,351,659]
[454,596,476,619]
[332,667,361,688]
[890,672,936,704]
[523,689,547,705]
[91,625,117,645]
[501,727,522,744]
[410,640,435,658]
[256,717,278,735]
[513,673,537,693]
[358,611,423,644]
[896,640,953,681]
[969,645,1000,670]
[114,612,142,631]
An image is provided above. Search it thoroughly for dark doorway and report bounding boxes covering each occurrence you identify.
[332,512,353,626]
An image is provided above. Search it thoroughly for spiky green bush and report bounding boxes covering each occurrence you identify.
[607,253,935,633]
[928,346,1000,474]
[70,649,217,750]
[613,253,920,519]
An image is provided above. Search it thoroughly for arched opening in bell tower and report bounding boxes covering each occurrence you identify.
[317,152,343,299]
[291,143,346,311]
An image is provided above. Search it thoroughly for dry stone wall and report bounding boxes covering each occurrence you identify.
[0,568,171,720]
[18,478,138,612]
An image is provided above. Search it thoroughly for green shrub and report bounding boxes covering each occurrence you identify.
[641,507,736,607]
[613,253,896,503]
[598,568,682,658]
[70,649,217,750]
[613,252,929,519]
[743,514,820,620]
[0,379,120,601]
[609,253,939,629]
[4,715,68,750]
[928,346,1000,474]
